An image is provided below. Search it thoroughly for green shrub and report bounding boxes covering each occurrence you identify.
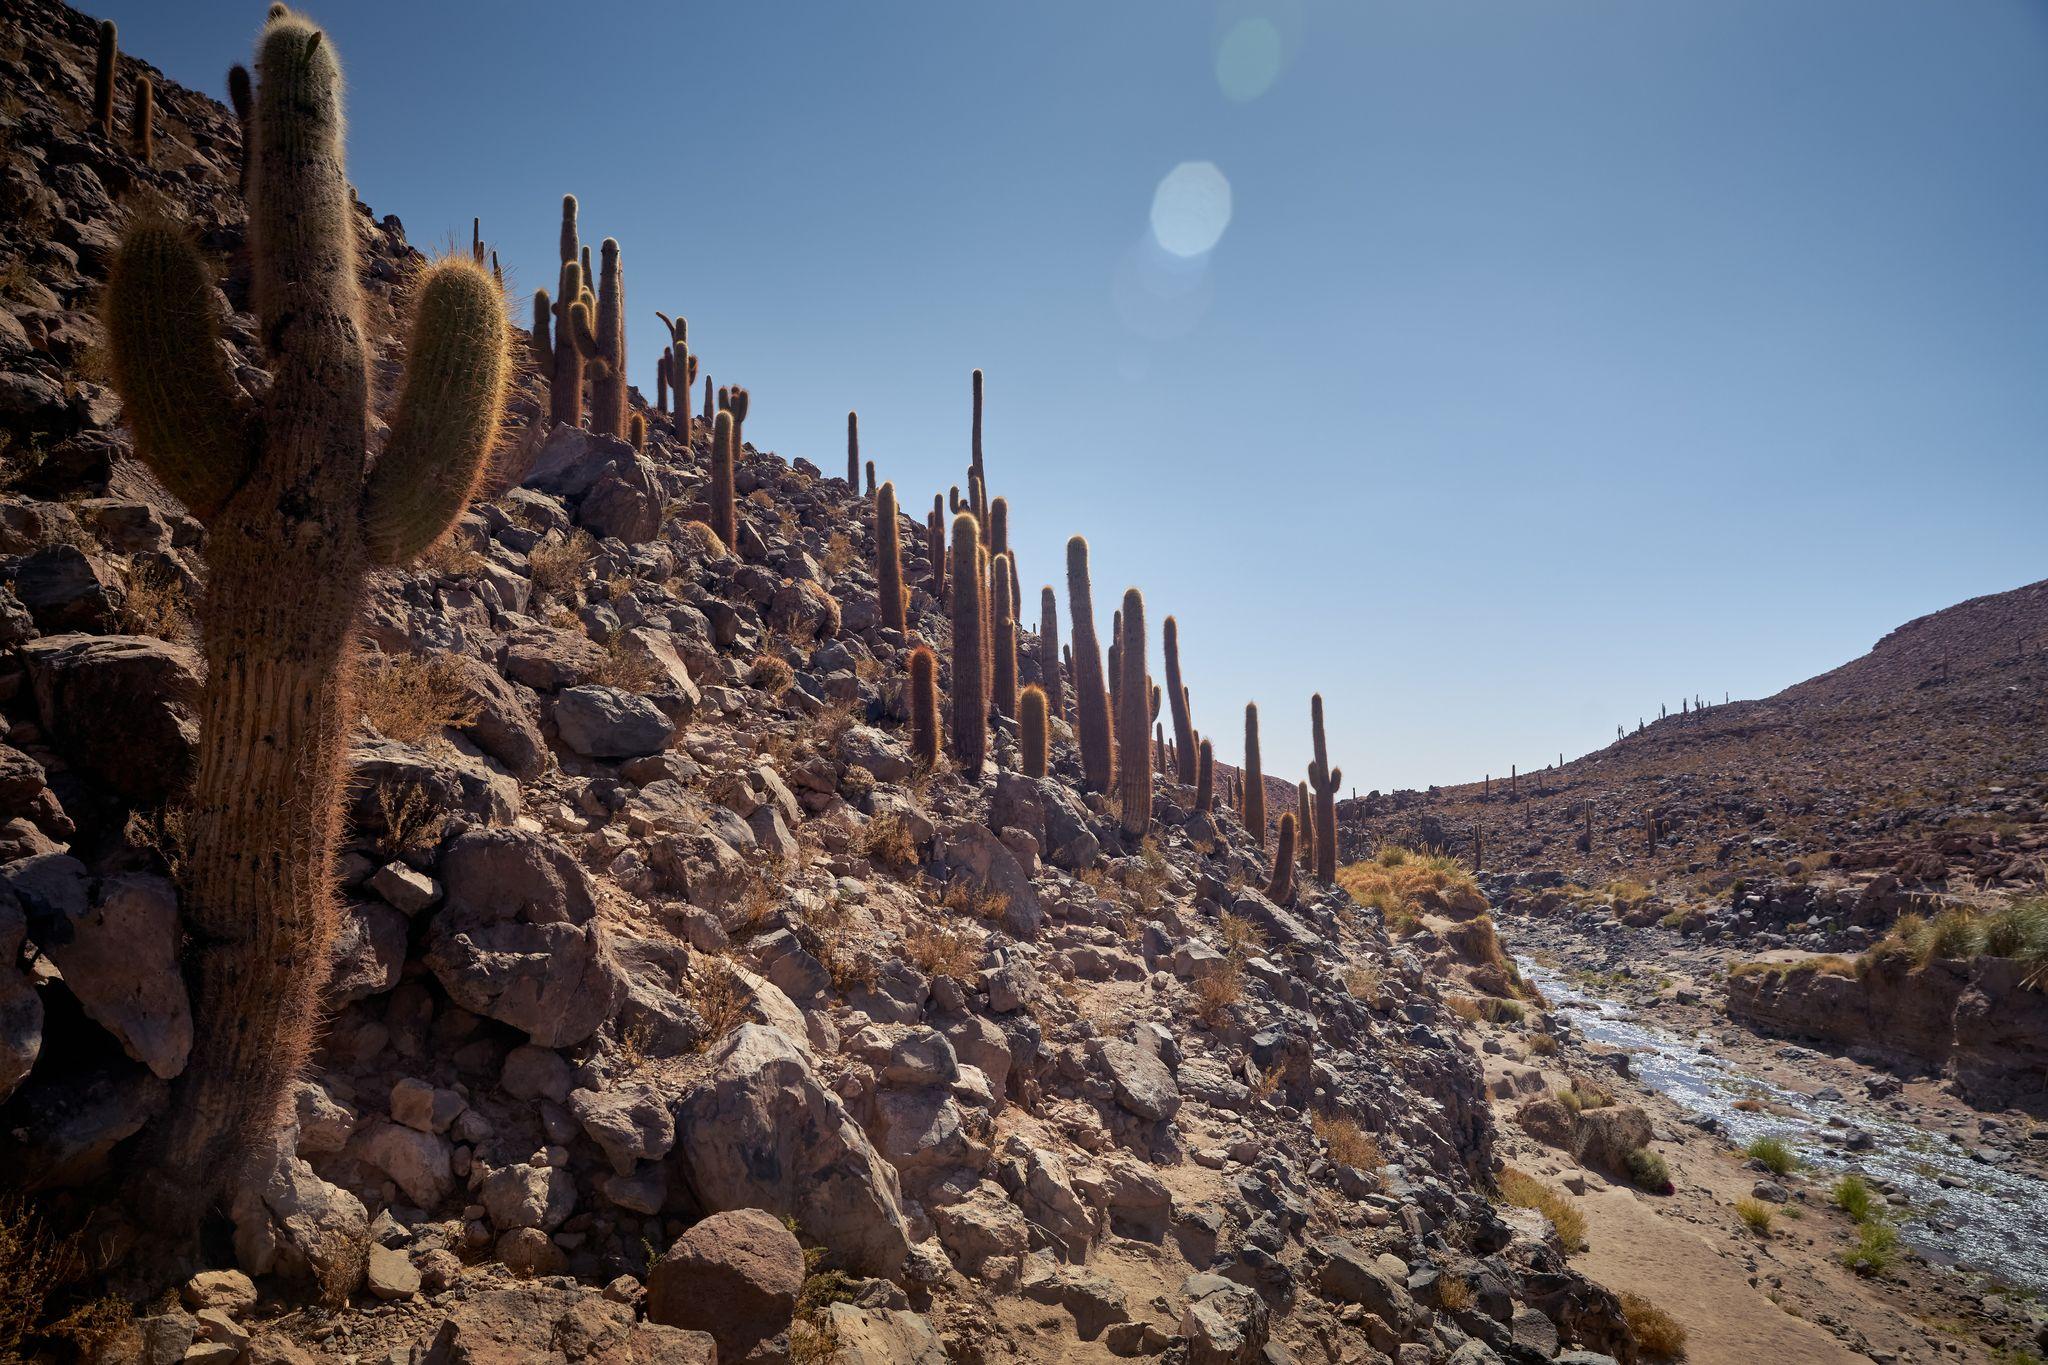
[1735,1197,1775,1235]
[1745,1136,1798,1176]
[1841,1220,1899,1276]
[1831,1173,1876,1223]
[1625,1146,1672,1194]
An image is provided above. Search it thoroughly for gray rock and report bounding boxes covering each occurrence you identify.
[1095,1037,1180,1122]
[35,870,189,1079]
[230,1136,369,1299]
[21,633,201,803]
[552,684,677,759]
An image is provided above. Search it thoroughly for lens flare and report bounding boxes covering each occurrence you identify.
[1149,161,1233,259]
[1216,17,1284,102]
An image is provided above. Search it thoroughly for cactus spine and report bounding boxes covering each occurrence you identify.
[847,411,859,486]
[132,75,154,163]
[1020,684,1049,778]
[950,512,987,778]
[94,20,117,137]
[103,8,507,1262]
[1038,585,1062,721]
[1243,702,1266,852]
[1164,616,1195,785]
[1067,538,1113,792]
[1117,589,1151,836]
[909,645,940,771]
[1267,814,1297,902]
[991,553,1018,719]
[875,481,906,634]
[1308,693,1341,882]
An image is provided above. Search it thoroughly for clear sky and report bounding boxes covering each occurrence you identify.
[106,0,2048,790]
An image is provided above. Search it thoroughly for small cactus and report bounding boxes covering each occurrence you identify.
[950,512,987,777]
[93,20,117,138]
[709,409,737,549]
[701,370,714,431]
[875,481,906,634]
[1066,536,1113,792]
[1164,616,1196,785]
[1195,739,1214,814]
[589,239,627,439]
[629,411,646,451]
[226,64,251,193]
[1267,814,1297,903]
[104,8,507,1257]
[1308,693,1341,882]
[991,552,1018,719]
[1020,684,1049,778]
[1116,588,1151,836]
[865,459,876,496]
[131,75,154,163]
[1243,702,1265,853]
[1037,585,1063,722]
[846,411,859,486]
[655,312,689,442]
[1297,781,1315,872]
[909,645,940,771]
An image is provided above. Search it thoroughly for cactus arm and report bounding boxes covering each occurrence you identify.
[569,298,600,356]
[102,216,255,522]
[361,257,509,565]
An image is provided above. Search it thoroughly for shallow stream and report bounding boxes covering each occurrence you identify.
[1517,956,2048,1295]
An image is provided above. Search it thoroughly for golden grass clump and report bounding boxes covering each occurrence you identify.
[748,653,796,695]
[1337,844,1484,937]
[687,957,751,1048]
[854,811,921,868]
[1618,1290,1689,1359]
[1735,1197,1776,1236]
[359,652,482,745]
[1311,1111,1384,1171]
[1191,958,1244,1025]
[528,528,596,600]
[904,922,980,982]
[1497,1167,1587,1252]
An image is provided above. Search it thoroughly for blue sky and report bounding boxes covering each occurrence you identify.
[110,0,2048,789]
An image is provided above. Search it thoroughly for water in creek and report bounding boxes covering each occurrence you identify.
[1517,956,2048,1295]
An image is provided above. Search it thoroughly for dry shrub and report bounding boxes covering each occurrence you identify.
[856,812,921,869]
[359,653,480,744]
[0,1198,129,1358]
[820,531,856,576]
[418,535,486,578]
[1734,1197,1775,1236]
[1251,1061,1284,1102]
[904,922,979,982]
[1556,1079,1613,1112]
[529,529,595,600]
[117,560,194,641]
[1218,910,1263,959]
[596,636,662,692]
[1525,1032,1559,1056]
[1618,1291,1688,1359]
[941,879,1010,921]
[373,783,448,860]
[688,958,750,1049]
[748,654,795,695]
[1191,959,1244,1025]
[733,877,778,936]
[1336,844,1482,924]
[1310,1111,1383,1171]
[1435,1274,1472,1312]
[1497,1167,1587,1252]
[1344,962,1384,1001]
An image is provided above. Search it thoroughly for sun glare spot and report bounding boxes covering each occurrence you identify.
[1149,161,1233,259]
[1216,18,1284,102]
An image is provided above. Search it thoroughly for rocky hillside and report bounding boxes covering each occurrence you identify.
[0,3,1647,1362]
[1342,581,2048,950]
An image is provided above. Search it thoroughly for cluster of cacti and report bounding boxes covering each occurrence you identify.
[102,8,508,1255]
[950,512,987,777]
[1021,685,1049,778]
[93,20,116,137]
[875,481,906,634]
[1067,537,1114,793]
[1116,589,1150,836]
[531,197,598,430]
[909,645,940,770]
[1308,693,1341,882]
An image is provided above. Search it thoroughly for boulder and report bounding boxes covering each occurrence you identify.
[21,633,201,803]
[10,545,122,632]
[230,1138,370,1302]
[443,653,548,780]
[820,1305,949,1365]
[425,828,625,1047]
[675,1025,912,1279]
[552,684,676,759]
[579,459,664,544]
[645,1208,803,1362]
[353,1119,454,1209]
[424,1282,716,1365]
[480,1161,577,1232]
[36,871,190,1078]
[1094,1037,1179,1122]
[935,824,1043,939]
[1179,1275,1270,1365]
[10,1063,166,1189]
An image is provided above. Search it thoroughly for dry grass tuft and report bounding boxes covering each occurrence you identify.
[904,922,980,982]
[1336,844,1481,926]
[372,783,449,860]
[1435,1274,1472,1312]
[1497,1167,1587,1252]
[748,653,796,695]
[1191,959,1244,1026]
[1218,910,1264,959]
[855,811,921,868]
[1311,1111,1383,1170]
[1734,1197,1775,1236]
[359,653,480,745]
[418,535,486,578]
[687,958,750,1049]
[596,636,662,692]
[529,529,596,600]
[1618,1291,1689,1359]
[0,1198,130,1359]
[117,560,194,641]
[820,531,856,576]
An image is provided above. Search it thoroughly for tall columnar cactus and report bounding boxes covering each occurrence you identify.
[1243,702,1266,853]
[559,191,579,264]
[928,497,946,602]
[1164,616,1196,785]
[1066,536,1113,793]
[729,386,751,462]
[991,552,1018,719]
[1107,611,1122,721]
[1308,693,1341,882]
[629,411,646,451]
[227,64,252,192]
[969,470,989,546]
[1267,814,1297,903]
[1194,739,1214,814]
[846,411,859,486]
[532,258,596,428]
[709,409,737,549]
[132,75,154,163]
[588,238,626,439]
[94,20,117,137]
[950,512,987,778]
[1037,585,1062,721]
[1116,588,1151,836]
[909,645,940,771]
[655,351,669,415]
[989,496,1009,557]
[970,366,985,494]
[656,312,689,442]
[1020,684,1048,778]
[1296,781,1315,872]
[875,481,906,634]
[865,460,876,497]
[102,7,508,1261]
[701,370,714,431]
